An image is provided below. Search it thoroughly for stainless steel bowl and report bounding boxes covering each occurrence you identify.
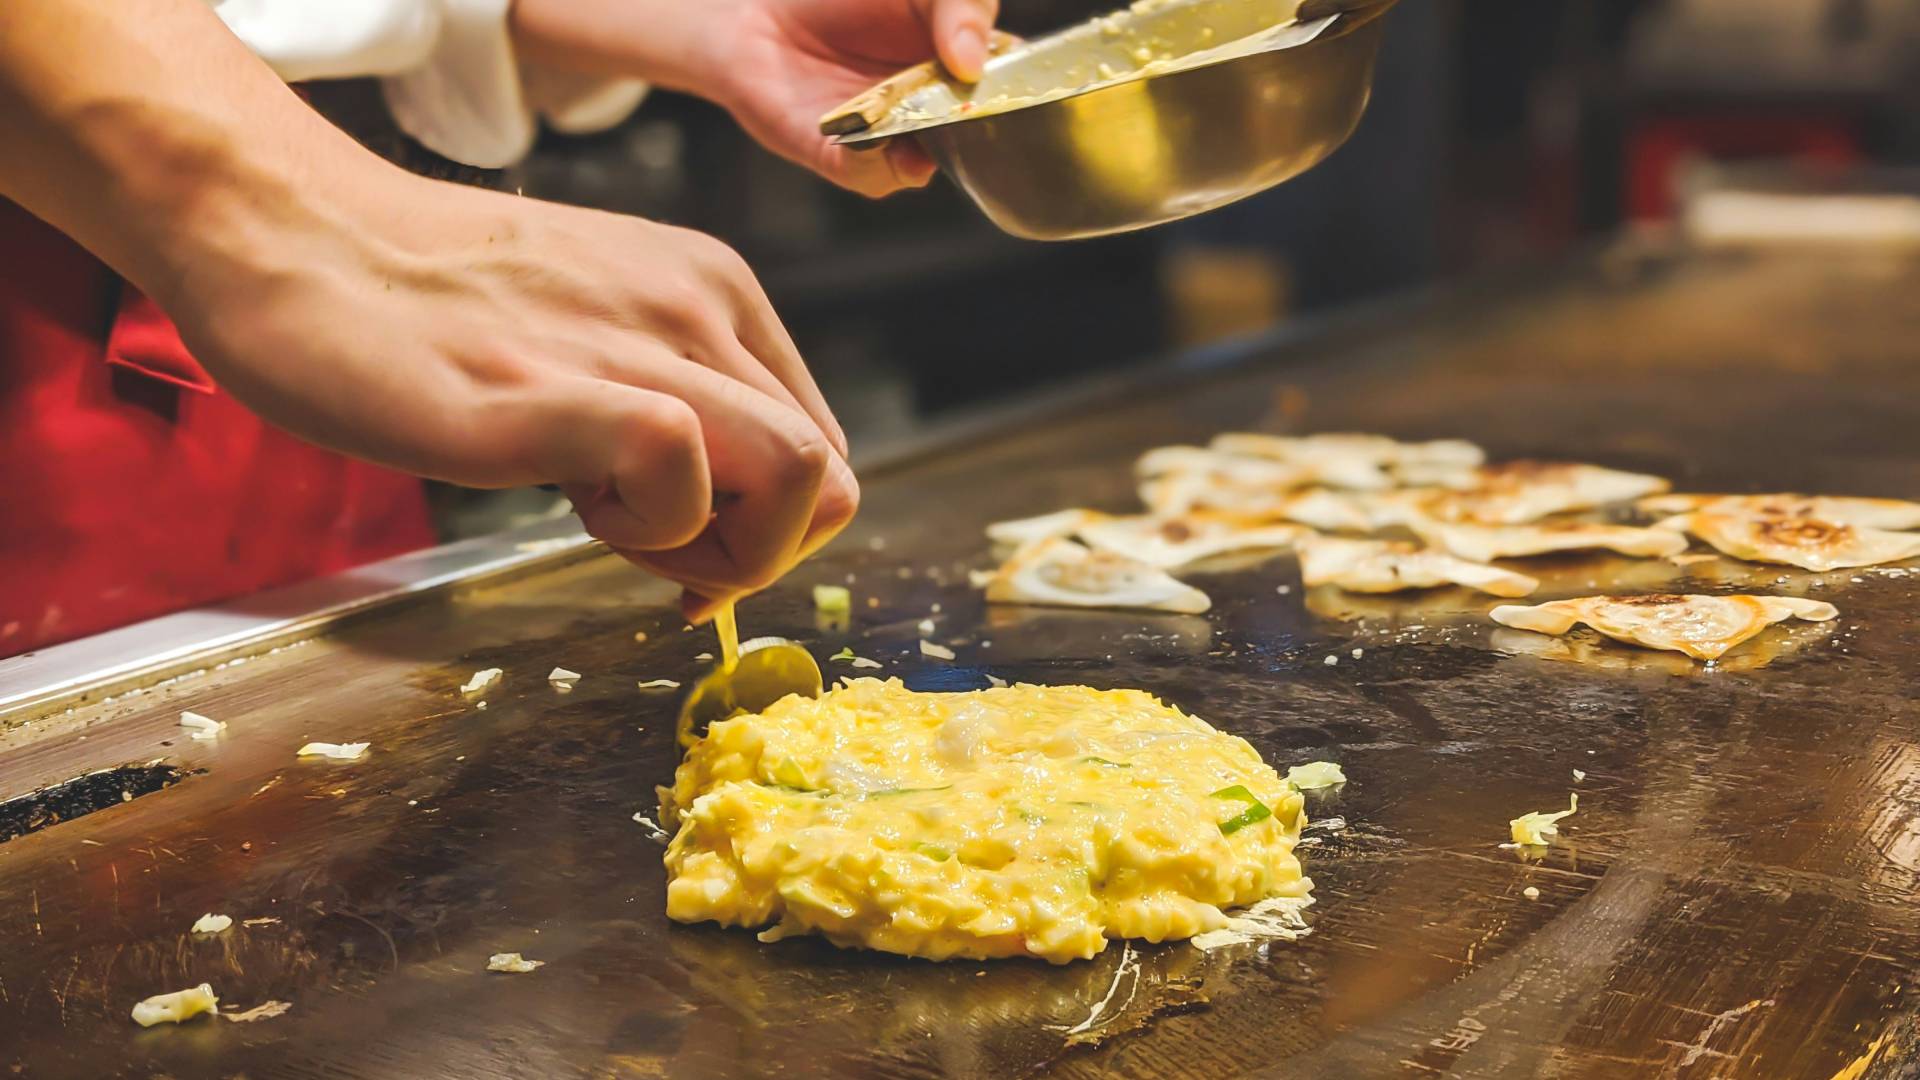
[832,0,1395,241]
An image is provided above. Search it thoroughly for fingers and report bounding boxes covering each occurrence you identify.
[665,457,858,623]
[542,364,859,617]
[883,141,938,189]
[811,140,935,200]
[544,384,713,551]
[626,364,858,601]
[795,453,860,560]
[925,0,1000,82]
[686,237,852,458]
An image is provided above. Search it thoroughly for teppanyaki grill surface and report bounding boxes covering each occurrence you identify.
[1,248,1917,1078]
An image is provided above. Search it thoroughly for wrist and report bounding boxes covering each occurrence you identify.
[509,0,747,104]
[132,127,404,324]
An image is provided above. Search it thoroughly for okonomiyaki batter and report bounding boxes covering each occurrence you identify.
[661,678,1310,963]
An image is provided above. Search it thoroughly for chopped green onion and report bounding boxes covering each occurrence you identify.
[866,785,954,798]
[829,646,857,661]
[758,783,826,797]
[1080,757,1132,768]
[912,842,952,861]
[1211,784,1273,835]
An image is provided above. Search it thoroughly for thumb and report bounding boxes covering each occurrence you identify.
[929,0,999,83]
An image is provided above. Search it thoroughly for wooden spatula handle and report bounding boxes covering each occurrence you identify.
[819,31,1020,138]
[1295,0,1397,21]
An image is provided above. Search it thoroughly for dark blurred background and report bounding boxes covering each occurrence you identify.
[324,0,1920,534]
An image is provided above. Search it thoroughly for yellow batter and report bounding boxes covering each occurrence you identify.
[661,678,1310,963]
[713,602,740,671]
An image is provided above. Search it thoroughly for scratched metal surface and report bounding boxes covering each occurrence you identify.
[2,247,1918,1079]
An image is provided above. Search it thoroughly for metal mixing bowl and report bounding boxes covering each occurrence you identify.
[834,0,1395,241]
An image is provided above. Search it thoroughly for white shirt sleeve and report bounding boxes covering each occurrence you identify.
[211,0,648,169]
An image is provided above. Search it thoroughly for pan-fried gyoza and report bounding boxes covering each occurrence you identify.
[1654,512,1920,572]
[983,537,1212,614]
[1412,520,1689,563]
[1489,594,1839,661]
[986,509,1307,569]
[1075,513,1308,569]
[1135,446,1324,490]
[1408,461,1671,524]
[1637,493,1920,531]
[985,508,1105,547]
[1296,535,1538,597]
[1208,432,1484,489]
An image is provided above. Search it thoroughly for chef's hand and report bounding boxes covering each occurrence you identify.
[3,0,857,621]
[512,0,1001,198]
[173,175,855,622]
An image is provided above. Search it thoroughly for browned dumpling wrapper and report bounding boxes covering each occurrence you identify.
[1076,512,1308,569]
[1490,594,1838,661]
[1638,494,1920,532]
[1134,446,1323,489]
[1413,462,1671,524]
[1413,520,1688,563]
[1297,535,1538,597]
[982,537,1211,614]
[985,508,1105,547]
[986,508,1307,569]
[1208,433,1484,488]
[1137,477,1391,535]
[1654,512,1920,572]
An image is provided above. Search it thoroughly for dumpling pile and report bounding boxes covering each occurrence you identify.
[971,431,1919,661]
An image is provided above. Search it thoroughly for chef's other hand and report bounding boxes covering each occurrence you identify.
[512,0,1001,198]
[184,178,855,622]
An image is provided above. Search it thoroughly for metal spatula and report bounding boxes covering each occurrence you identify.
[676,605,823,749]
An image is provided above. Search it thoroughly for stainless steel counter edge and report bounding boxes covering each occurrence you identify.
[0,253,1554,736]
[0,517,599,728]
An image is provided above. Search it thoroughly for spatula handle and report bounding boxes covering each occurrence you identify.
[819,31,1020,138]
[1295,0,1397,21]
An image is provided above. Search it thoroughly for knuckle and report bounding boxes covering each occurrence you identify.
[639,395,704,463]
[690,235,764,303]
[624,397,709,547]
[449,392,541,487]
[639,278,711,339]
[769,432,832,492]
[821,475,860,528]
[699,235,753,280]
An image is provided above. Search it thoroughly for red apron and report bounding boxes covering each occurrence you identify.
[0,198,435,658]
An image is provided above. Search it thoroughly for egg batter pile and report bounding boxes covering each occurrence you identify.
[661,678,1311,964]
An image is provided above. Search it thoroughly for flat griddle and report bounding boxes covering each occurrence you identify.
[2,245,1918,1078]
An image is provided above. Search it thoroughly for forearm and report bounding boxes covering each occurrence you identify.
[0,0,400,320]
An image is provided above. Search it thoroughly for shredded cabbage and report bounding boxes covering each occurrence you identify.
[296,742,369,761]
[1506,793,1578,847]
[486,953,544,974]
[178,712,225,740]
[131,984,218,1027]
[1286,762,1347,790]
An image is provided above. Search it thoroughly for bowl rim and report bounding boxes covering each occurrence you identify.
[834,5,1380,147]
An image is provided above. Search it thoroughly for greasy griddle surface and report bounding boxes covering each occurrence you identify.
[3,249,1919,1078]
